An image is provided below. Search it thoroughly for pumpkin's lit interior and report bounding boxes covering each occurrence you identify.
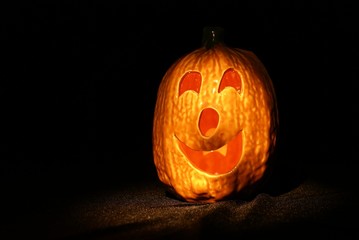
[199,108,219,137]
[176,68,243,175]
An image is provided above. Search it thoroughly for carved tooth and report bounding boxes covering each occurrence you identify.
[202,144,228,156]
[216,144,227,156]
[203,150,213,156]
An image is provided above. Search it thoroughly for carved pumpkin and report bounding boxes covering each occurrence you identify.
[152,27,279,203]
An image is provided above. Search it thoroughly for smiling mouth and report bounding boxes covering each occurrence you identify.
[177,131,243,175]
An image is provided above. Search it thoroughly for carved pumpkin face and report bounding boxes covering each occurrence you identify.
[152,27,278,203]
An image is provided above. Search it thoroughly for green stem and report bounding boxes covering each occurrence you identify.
[202,26,225,49]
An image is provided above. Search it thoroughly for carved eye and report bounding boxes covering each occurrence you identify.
[179,72,201,96]
[218,68,242,93]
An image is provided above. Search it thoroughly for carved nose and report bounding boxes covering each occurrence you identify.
[198,108,219,137]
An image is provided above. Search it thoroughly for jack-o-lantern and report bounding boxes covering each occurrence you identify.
[152,26,279,203]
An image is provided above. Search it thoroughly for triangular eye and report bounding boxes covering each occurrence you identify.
[218,68,241,93]
[179,72,202,96]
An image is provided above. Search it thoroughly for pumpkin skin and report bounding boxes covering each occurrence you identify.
[152,27,279,203]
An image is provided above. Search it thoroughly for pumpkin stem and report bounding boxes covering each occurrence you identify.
[202,26,225,49]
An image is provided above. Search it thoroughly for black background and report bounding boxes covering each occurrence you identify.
[1,0,357,238]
